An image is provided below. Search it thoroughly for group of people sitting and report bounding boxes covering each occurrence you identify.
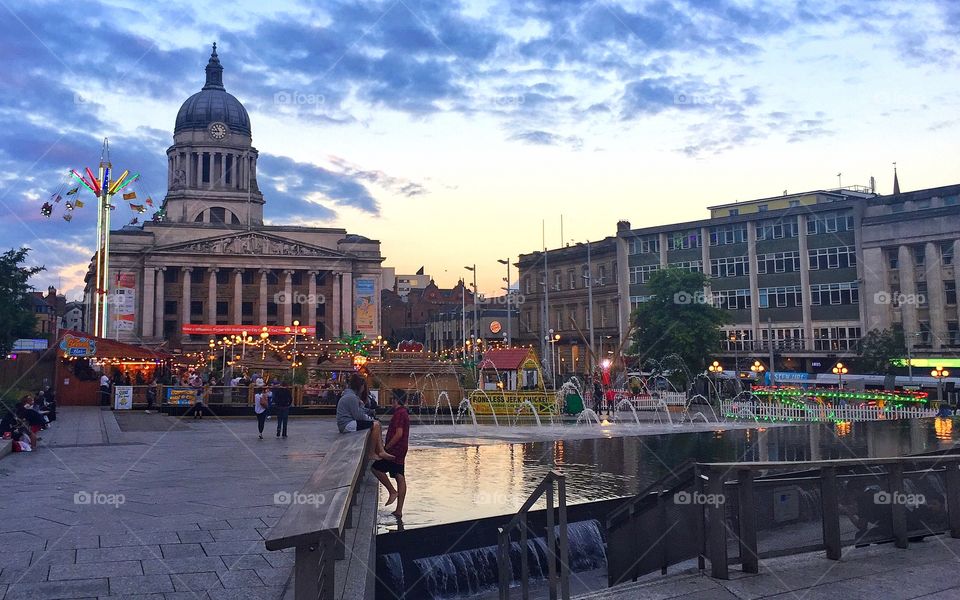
[1,388,56,452]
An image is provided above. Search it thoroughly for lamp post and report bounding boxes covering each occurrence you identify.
[498,258,512,346]
[260,326,269,360]
[581,241,595,374]
[286,320,308,379]
[241,330,249,360]
[932,365,950,402]
[751,360,765,387]
[832,361,848,389]
[729,333,740,379]
[464,264,478,360]
[708,360,723,403]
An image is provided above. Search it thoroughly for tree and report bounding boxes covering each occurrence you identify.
[629,268,730,376]
[857,327,906,374]
[0,248,44,356]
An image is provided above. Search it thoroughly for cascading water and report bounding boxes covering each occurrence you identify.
[613,399,641,425]
[455,398,478,429]
[381,552,406,593]
[433,391,456,425]
[513,400,542,427]
[575,408,602,426]
[410,520,606,599]
[471,389,500,427]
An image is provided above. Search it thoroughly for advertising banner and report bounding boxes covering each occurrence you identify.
[180,324,317,336]
[60,334,96,357]
[112,272,136,334]
[113,386,133,410]
[165,387,198,405]
[354,277,377,338]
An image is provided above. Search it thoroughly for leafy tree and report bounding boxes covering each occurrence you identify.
[630,268,730,375]
[857,327,906,374]
[0,248,44,355]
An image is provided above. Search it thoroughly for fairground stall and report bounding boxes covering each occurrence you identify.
[468,348,557,418]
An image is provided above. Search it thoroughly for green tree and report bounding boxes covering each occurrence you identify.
[630,268,730,375]
[857,327,906,374]
[0,248,44,355]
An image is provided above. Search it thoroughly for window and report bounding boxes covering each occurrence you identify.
[916,281,928,305]
[568,270,576,290]
[598,265,607,285]
[913,246,925,267]
[813,326,861,351]
[807,211,854,235]
[722,330,753,351]
[919,322,932,345]
[242,302,253,316]
[292,303,302,317]
[942,242,954,266]
[241,270,254,285]
[267,301,278,316]
[944,195,958,206]
[630,295,654,308]
[291,272,303,285]
[949,322,960,346]
[728,209,739,216]
[808,246,856,270]
[190,270,204,284]
[761,328,805,350]
[629,236,659,255]
[266,270,280,285]
[758,286,802,308]
[164,300,178,315]
[629,265,659,284]
[892,203,905,213]
[216,301,229,316]
[710,256,749,278]
[758,204,768,212]
[713,289,751,310]
[209,207,227,223]
[669,230,701,250]
[756,218,799,240]
[709,225,747,246]
[757,251,800,274]
[190,300,203,315]
[946,281,957,305]
[788,200,800,208]
[810,282,859,305]
[554,271,561,290]
[670,260,703,273]
[164,269,178,284]
[216,270,230,285]
[887,249,899,269]
[915,198,931,209]
[524,277,531,295]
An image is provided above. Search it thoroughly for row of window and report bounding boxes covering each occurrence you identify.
[627,211,855,256]
[162,269,325,286]
[670,260,703,272]
[163,300,325,317]
[718,327,863,351]
[523,263,616,293]
[810,282,859,306]
[758,286,802,308]
[711,256,749,278]
[706,246,855,278]
[629,264,659,284]
[887,242,955,269]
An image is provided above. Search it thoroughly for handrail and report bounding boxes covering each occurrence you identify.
[607,460,697,524]
[698,455,960,471]
[497,470,570,600]
[264,430,370,600]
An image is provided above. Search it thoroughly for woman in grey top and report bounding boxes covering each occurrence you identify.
[337,373,394,460]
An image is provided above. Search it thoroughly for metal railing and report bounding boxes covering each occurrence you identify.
[720,400,937,422]
[497,471,570,600]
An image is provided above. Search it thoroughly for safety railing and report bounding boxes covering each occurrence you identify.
[497,470,570,600]
[720,400,937,422]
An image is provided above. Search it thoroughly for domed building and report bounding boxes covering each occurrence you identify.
[85,45,383,350]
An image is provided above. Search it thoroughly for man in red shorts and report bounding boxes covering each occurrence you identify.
[371,391,410,519]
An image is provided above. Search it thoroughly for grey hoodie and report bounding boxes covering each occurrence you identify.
[336,388,371,433]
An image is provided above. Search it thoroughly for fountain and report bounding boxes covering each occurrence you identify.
[512,399,542,427]
[575,408,602,426]
[469,389,500,427]
[455,398,478,429]
[612,398,641,425]
[433,391,456,425]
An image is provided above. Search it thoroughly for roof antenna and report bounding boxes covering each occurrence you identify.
[836,172,842,189]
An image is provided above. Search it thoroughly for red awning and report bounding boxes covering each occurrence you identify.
[478,348,534,371]
[55,330,173,361]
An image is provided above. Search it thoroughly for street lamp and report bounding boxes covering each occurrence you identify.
[729,333,740,379]
[260,326,270,360]
[497,258,513,346]
[708,360,723,403]
[751,360,765,385]
[932,366,950,402]
[832,361,848,389]
[464,264,478,360]
[286,320,308,379]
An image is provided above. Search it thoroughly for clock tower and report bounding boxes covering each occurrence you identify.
[162,44,264,226]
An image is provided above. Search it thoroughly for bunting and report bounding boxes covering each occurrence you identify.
[122,191,136,200]
[74,199,84,208]
[130,204,146,213]
[66,187,79,195]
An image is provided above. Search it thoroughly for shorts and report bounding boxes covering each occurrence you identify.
[371,459,404,478]
[343,419,374,432]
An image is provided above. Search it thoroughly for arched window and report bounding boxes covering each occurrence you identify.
[193,207,242,224]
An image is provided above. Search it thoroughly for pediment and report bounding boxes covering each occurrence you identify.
[154,232,346,258]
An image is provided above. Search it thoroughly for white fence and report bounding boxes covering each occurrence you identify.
[720,400,937,422]
[613,391,688,407]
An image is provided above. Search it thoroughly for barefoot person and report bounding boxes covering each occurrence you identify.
[371,391,410,519]
[337,373,393,460]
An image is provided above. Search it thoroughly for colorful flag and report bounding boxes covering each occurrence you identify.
[128,217,139,225]
[53,194,62,203]
[108,204,116,210]
[65,202,73,211]
[122,191,136,200]
[130,204,146,213]
[145,197,154,207]
[74,199,84,208]
[66,187,79,195]
[63,213,73,222]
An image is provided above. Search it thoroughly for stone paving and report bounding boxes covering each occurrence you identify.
[0,407,345,600]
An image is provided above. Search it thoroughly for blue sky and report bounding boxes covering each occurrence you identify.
[2,0,959,299]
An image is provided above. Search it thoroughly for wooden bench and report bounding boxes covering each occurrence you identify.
[265,430,370,600]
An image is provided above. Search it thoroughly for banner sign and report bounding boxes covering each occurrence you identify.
[113,386,133,410]
[773,372,810,381]
[165,387,198,405]
[180,324,317,336]
[13,339,48,351]
[354,277,378,338]
[112,271,136,334]
[60,334,96,357]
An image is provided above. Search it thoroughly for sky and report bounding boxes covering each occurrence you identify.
[3,0,960,300]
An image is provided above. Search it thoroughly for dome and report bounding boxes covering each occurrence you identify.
[174,44,251,137]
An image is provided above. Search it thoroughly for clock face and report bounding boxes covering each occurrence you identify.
[209,122,228,140]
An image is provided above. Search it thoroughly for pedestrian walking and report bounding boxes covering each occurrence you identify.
[272,382,292,438]
[254,387,268,439]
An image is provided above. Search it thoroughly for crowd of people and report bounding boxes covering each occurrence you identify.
[1,388,56,452]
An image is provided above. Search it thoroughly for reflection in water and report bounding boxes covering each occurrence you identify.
[384,418,960,533]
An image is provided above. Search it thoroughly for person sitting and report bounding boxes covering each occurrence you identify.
[16,397,46,434]
[11,430,32,452]
[337,373,393,460]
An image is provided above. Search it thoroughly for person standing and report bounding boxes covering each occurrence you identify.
[273,382,292,438]
[99,372,111,406]
[254,387,268,439]
[371,392,410,519]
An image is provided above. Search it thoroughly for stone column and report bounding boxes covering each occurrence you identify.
[208,267,218,325]
[186,152,194,188]
[154,267,165,338]
[926,242,946,350]
[233,269,243,324]
[307,271,318,330]
[658,233,668,267]
[142,266,155,338]
[797,215,813,348]
[861,247,891,331]
[181,267,192,336]
[259,269,269,325]
[341,271,353,335]
[954,240,960,327]
[747,220,760,343]
[700,225,711,302]
[898,245,919,345]
[282,270,293,325]
[331,272,342,337]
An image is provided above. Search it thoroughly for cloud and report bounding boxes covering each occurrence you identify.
[509,130,583,150]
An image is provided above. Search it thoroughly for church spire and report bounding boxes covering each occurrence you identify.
[893,162,900,195]
[202,42,225,91]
